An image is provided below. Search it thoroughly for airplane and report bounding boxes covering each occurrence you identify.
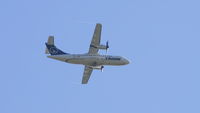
[45,23,130,84]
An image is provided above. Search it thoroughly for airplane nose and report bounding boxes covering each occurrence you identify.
[123,58,130,65]
[125,59,130,64]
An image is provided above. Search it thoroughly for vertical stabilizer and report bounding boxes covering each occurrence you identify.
[45,36,54,54]
[45,36,67,55]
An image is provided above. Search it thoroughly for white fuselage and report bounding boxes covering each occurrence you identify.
[47,54,129,66]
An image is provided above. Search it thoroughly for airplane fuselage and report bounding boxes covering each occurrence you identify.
[45,23,130,84]
[48,54,129,66]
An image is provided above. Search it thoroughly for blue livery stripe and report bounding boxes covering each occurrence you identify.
[45,43,67,55]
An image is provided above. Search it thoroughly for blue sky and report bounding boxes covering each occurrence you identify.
[0,0,200,113]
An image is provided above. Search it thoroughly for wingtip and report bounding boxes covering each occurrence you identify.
[96,23,102,26]
[82,82,88,84]
[82,80,88,84]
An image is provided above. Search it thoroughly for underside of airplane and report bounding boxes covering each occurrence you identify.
[45,23,129,84]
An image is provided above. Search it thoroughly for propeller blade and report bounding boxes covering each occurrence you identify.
[106,41,109,54]
[106,41,109,48]
[101,66,104,72]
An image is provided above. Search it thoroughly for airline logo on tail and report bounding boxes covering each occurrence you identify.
[45,36,68,55]
[45,43,66,55]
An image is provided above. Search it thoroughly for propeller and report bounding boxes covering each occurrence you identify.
[101,66,104,72]
[106,41,109,53]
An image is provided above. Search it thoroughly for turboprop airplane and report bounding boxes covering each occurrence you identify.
[45,23,130,84]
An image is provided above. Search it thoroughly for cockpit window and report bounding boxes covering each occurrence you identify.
[106,56,121,60]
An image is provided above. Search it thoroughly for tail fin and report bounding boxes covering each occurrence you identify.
[45,36,54,54]
[45,36,67,55]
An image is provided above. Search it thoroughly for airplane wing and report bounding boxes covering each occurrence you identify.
[82,66,93,84]
[88,23,102,54]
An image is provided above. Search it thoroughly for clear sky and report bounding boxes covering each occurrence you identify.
[0,0,200,113]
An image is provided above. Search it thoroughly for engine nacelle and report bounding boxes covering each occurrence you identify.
[97,45,107,50]
[97,41,109,50]
[89,66,104,72]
